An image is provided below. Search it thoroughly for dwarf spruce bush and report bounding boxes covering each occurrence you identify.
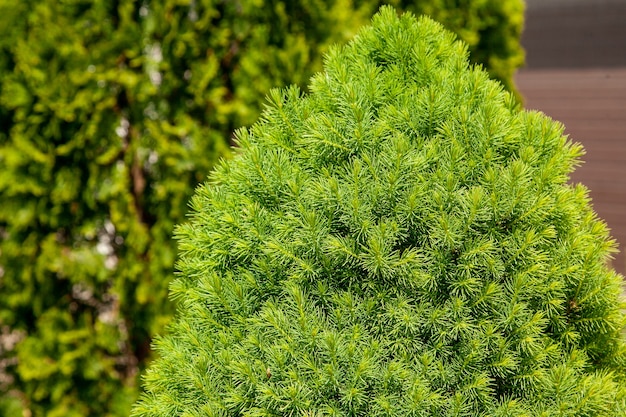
[134,8,626,416]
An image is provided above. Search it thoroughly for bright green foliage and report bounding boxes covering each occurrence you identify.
[134,8,626,417]
[0,1,365,415]
[378,0,525,95]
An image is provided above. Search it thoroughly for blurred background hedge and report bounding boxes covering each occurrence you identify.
[0,1,524,415]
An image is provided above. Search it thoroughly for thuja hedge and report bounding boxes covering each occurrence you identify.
[0,1,525,416]
[134,8,626,417]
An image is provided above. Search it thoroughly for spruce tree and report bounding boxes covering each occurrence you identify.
[134,7,626,416]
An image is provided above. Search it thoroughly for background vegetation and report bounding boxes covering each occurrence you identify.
[0,1,524,415]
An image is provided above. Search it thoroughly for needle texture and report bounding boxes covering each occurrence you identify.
[133,7,626,417]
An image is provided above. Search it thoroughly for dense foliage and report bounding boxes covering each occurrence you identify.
[134,8,626,417]
[0,1,525,415]
[380,0,525,95]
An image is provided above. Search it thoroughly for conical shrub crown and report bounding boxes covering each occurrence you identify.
[134,7,626,416]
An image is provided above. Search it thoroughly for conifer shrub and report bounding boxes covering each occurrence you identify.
[134,7,626,416]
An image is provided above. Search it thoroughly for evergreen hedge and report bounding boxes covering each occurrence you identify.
[134,8,626,416]
[0,1,525,415]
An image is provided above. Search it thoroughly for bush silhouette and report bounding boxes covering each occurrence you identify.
[133,7,626,416]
